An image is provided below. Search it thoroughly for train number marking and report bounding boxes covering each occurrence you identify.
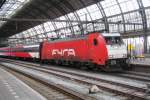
[52,49,75,56]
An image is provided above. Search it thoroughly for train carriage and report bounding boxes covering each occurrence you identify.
[0,32,128,71]
[40,32,108,66]
[0,45,39,59]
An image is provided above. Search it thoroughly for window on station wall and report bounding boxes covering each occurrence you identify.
[124,12,142,24]
[94,23,105,31]
[108,16,123,23]
[108,16,125,32]
[125,25,135,31]
[118,24,124,32]
[109,24,119,32]
[123,12,143,31]
[142,0,150,7]
[73,26,80,34]
[137,25,143,30]
[118,0,139,13]
[101,0,121,16]
[145,9,150,28]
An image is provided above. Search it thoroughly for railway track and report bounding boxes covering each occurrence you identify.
[2,58,150,84]
[0,58,150,100]
[0,61,96,100]
[109,71,150,82]
[8,60,149,90]
[2,58,150,83]
[125,71,150,79]
[1,66,76,100]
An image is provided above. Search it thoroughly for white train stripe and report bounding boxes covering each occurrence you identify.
[23,45,39,48]
[28,52,39,58]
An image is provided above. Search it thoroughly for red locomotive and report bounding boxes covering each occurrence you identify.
[0,32,128,71]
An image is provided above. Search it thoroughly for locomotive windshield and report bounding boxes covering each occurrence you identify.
[104,36,123,45]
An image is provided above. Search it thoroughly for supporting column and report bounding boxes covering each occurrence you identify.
[96,2,109,32]
[137,0,148,53]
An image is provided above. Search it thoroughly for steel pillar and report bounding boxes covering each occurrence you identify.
[137,0,148,53]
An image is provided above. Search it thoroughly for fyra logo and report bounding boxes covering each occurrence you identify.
[52,49,76,56]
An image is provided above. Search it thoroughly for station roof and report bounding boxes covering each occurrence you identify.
[0,0,103,38]
[0,0,149,46]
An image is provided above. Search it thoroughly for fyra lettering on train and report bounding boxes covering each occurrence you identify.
[52,49,76,56]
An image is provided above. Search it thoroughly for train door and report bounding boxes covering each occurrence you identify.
[88,34,99,63]
[39,42,44,60]
[88,33,107,65]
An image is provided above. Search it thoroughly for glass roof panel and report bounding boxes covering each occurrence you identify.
[124,11,142,23]
[46,22,55,31]
[101,0,121,16]
[68,12,77,20]
[0,0,30,27]
[142,0,150,7]
[87,4,102,20]
[76,8,90,20]
[145,9,150,28]
[8,0,149,45]
[118,0,139,13]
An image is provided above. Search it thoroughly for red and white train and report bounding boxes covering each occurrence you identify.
[0,32,128,71]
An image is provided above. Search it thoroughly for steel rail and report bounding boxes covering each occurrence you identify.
[1,58,149,100]
[0,61,96,100]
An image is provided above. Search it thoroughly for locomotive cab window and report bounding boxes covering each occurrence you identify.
[104,36,123,45]
[93,38,98,46]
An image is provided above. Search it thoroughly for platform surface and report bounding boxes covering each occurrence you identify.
[130,58,150,66]
[0,67,47,100]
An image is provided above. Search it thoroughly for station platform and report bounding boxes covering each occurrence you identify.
[0,67,47,100]
[130,58,150,66]
[130,58,150,73]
